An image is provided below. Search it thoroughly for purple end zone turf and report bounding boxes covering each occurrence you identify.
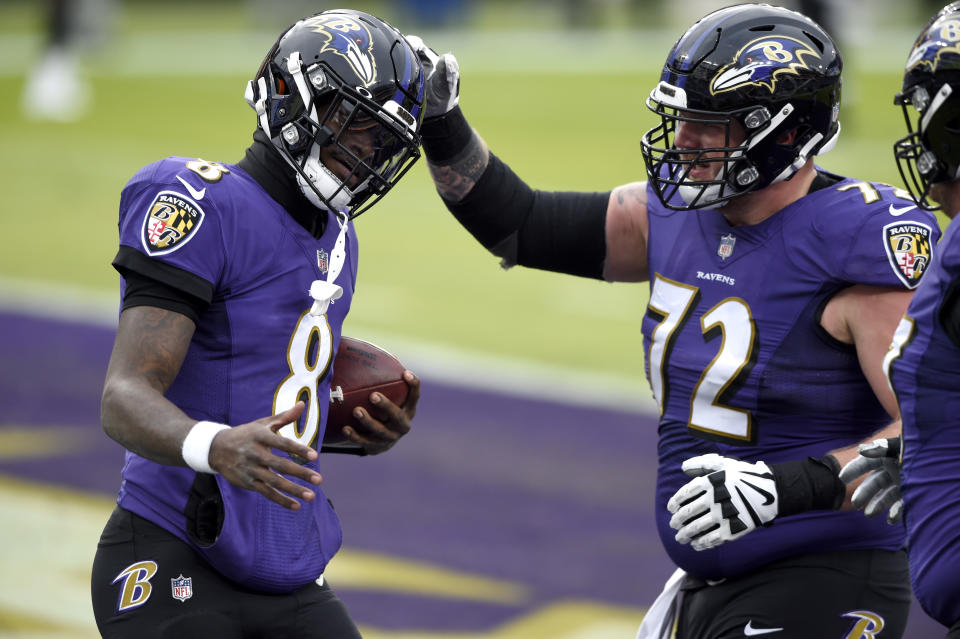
[0,310,946,636]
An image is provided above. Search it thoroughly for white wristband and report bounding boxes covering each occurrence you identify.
[182,421,230,474]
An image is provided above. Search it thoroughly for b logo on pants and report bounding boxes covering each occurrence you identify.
[112,561,158,613]
[843,610,885,639]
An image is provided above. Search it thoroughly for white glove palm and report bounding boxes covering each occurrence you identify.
[667,453,779,551]
[838,437,903,524]
[405,35,460,120]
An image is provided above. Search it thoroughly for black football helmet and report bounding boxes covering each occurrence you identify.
[245,10,424,218]
[641,3,842,210]
[894,2,960,210]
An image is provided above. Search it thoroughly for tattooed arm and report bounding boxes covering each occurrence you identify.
[413,42,648,281]
[424,125,649,283]
[604,182,651,283]
[101,306,199,463]
[418,88,647,281]
[101,306,322,510]
[426,130,490,203]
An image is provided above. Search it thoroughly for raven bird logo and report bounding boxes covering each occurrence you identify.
[905,19,960,74]
[710,36,820,95]
[303,15,377,86]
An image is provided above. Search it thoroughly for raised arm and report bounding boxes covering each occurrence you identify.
[409,38,649,283]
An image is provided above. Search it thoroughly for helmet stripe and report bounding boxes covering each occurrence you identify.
[391,40,422,119]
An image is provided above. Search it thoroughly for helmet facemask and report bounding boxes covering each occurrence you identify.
[642,85,750,210]
[642,82,838,211]
[894,83,958,211]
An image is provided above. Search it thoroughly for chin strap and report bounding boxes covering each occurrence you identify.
[245,76,272,137]
[285,49,355,212]
[309,212,349,317]
[297,144,354,211]
[287,51,318,124]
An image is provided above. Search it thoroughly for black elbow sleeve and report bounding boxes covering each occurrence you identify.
[447,152,536,252]
[446,153,609,280]
[773,455,846,517]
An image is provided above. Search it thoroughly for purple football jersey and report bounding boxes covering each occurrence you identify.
[113,157,358,592]
[643,174,939,579]
[889,216,960,626]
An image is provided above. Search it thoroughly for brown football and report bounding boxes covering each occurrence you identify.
[323,336,408,449]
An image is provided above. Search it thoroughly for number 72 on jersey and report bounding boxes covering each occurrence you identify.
[646,274,758,444]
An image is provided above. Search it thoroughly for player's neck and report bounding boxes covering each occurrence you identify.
[932,181,960,220]
[721,161,818,227]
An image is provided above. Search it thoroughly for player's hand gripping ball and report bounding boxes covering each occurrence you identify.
[323,337,409,450]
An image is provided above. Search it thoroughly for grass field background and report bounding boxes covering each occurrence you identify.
[0,2,951,638]
[0,0,943,389]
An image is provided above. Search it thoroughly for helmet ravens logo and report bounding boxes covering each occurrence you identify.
[302,15,377,86]
[711,36,819,95]
[905,18,960,74]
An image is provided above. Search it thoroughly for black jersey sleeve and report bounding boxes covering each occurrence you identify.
[114,246,212,324]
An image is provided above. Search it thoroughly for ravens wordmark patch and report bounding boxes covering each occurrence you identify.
[141,190,205,255]
[883,221,933,289]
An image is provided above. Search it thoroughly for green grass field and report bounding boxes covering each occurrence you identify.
[0,0,943,386]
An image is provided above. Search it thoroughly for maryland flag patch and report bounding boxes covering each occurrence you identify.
[141,191,204,255]
[883,221,933,289]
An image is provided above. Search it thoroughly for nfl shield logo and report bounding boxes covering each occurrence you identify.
[317,249,329,275]
[171,574,192,602]
[718,233,736,260]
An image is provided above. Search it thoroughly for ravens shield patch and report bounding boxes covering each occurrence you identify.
[883,221,933,289]
[141,191,204,255]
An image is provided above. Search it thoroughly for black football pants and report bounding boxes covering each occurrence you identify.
[91,506,362,639]
[676,549,911,639]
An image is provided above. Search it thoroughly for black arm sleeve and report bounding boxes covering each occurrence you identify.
[773,455,846,516]
[446,153,610,280]
[939,276,960,348]
[420,106,476,164]
[113,246,213,324]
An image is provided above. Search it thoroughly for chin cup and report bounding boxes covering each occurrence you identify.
[297,144,353,211]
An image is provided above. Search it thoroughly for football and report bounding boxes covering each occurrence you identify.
[323,336,409,449]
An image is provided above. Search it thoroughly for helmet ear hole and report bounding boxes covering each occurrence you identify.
[944,116,960,134]
[776,128,799,145]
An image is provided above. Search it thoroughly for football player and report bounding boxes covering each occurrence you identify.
[843,3,960,637]
[90,10,423,638]
[412,4,938,638]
